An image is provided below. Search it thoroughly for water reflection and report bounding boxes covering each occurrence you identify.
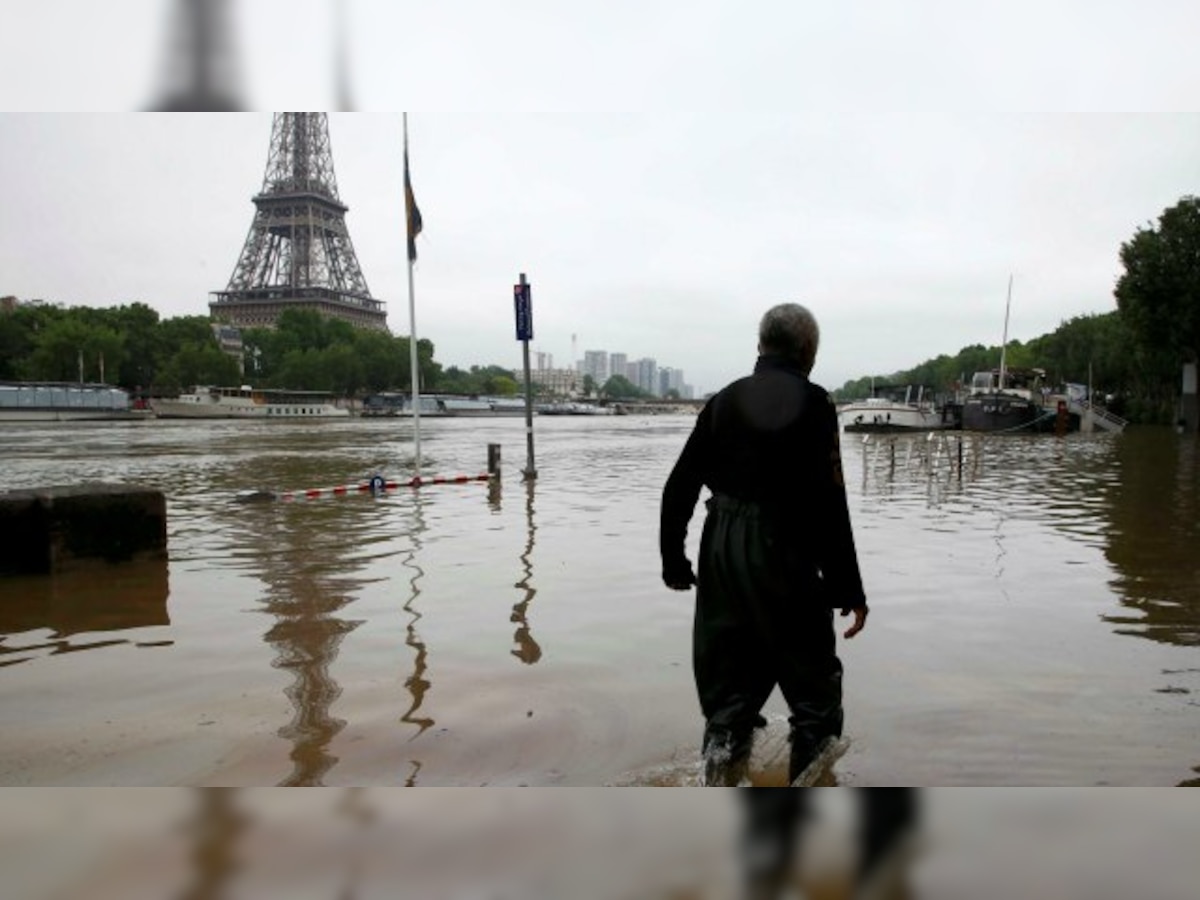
[1102,430,1200,646]
[177,788,247,900]
[856,432,984,507]
[510,480,542,665]
[399,494,434,768]
[333,787,379,900]
[0,559,170,667]
[856,429,1200,647]
[245,503,365,786]
[740,789,920,900]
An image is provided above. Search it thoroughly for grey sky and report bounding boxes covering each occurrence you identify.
[2,3,1199,394]
[3,1,1199,112]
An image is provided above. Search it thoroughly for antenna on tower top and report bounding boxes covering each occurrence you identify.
[334,0,355,111]
[150,0,243,111]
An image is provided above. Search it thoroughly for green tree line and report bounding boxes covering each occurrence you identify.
[832,312,1129,410]
[0,303,514,398]
[832,195,1200,426]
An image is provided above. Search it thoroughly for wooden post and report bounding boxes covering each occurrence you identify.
[488,443,502,478]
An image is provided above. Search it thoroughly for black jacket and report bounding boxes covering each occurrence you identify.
[659,354,867,609]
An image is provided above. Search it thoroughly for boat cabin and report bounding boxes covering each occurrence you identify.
[969,367,1046,396]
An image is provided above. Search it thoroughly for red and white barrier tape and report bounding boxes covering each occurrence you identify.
[277,473,492,502]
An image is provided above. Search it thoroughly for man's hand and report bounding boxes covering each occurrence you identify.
[663,560,697,591]
[840,604,868,639]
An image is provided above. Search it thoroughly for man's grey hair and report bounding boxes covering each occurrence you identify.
[758,303,820,375]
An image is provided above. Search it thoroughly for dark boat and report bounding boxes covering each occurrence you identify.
[961,276,1052,433]
[961,367,1049,433]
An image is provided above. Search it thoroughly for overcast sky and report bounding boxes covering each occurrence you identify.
[2,4,1199,394]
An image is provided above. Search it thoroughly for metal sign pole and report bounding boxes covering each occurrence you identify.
[515,273,537,480]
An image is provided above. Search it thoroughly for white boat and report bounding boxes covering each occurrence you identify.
[360,394,532,417]
[0,381,149,423]
[535,401,613,416]
[151,386,350,419]
[838,384,948,433]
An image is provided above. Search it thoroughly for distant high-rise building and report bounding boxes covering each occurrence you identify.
[660,367,687,397]
[608,353,628,385]
[582,350,609,386]
[634,358,659,396]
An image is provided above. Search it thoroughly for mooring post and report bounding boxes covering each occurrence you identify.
[488,443,502,478]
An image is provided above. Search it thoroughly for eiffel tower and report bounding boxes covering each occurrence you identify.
[210,113,387,332]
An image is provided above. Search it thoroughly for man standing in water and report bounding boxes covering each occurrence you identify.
[659,302,869,786]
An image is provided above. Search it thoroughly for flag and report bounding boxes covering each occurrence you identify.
[405,147,423,262]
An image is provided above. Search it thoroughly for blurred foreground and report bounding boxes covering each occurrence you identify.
[1,788,1195,900]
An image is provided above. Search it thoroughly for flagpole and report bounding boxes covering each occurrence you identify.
[404,112,422,474]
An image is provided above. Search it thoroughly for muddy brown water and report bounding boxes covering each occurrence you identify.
[1,417,1197,786]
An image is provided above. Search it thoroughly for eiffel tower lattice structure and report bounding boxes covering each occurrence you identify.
[211,113,388,332]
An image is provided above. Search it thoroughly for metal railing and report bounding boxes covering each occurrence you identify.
[1068,399,1128,433]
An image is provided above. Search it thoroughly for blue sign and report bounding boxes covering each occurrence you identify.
[514,282,533,341]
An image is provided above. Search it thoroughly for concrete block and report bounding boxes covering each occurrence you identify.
[0,484,167,575]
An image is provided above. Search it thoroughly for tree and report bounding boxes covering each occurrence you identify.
[26,316,126,382]
[156,342,240,393]
[432,363,518,395]
[321,343,366,396]
[601,374,647,398]
[0,305,44,379]
[111,302,163,389]
[275,308,329,351]
[354,329,405,392]
[1115,195,1200,408]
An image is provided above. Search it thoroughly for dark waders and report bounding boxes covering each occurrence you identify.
[694,494,844,786]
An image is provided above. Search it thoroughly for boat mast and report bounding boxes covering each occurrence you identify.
[998,274,1013,391]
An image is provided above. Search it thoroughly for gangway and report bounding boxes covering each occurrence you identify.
[1069,399,1127,433]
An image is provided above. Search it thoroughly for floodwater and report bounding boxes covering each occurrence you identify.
[0,416,1197,787]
